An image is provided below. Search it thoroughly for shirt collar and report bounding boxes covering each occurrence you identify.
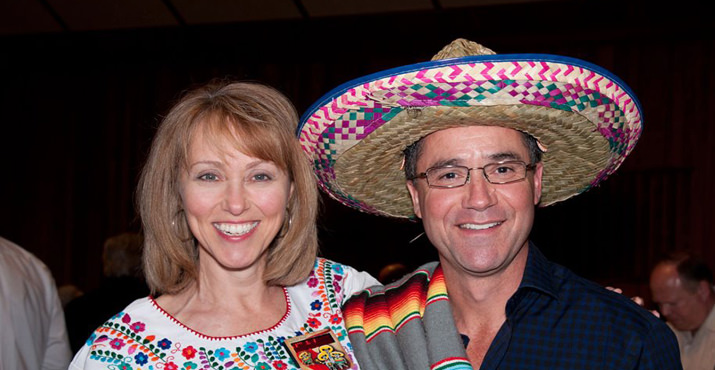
[517,242,559,300]
[702,303,715,332]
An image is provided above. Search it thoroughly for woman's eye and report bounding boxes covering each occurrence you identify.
[198,173,219,181]
[253,173,273,182]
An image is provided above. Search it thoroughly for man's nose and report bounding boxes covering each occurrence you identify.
[463,169,497,210]
[659,304,672,318]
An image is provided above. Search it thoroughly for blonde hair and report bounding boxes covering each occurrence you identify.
[137,81,318,295]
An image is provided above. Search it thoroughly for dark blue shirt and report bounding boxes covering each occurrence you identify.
[466,244,682,370]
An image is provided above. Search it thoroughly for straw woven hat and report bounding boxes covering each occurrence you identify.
[298,39,642,218]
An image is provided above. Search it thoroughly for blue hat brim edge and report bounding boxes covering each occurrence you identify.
[297,53,643,136]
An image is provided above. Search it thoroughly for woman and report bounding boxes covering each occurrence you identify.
[69,81,379,370]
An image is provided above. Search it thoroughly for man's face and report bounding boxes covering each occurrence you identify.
[406,126,543,278]
[650,263,710,331]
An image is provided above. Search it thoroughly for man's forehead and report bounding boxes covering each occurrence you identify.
[424,125,525,143]
[419,125,529,162]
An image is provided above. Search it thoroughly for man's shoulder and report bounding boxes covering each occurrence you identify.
[0,237,51,278]
[548,261,667,333]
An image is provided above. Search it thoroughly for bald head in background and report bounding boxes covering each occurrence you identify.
[650,252,715,370]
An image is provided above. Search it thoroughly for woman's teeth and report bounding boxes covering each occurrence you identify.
[214,222,258,236]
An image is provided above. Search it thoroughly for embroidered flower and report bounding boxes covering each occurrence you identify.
[332,265,344,274]
[332,326,347,341]
[307,317,321,329]
[310,300,322,311]
[135,352,148,365]
[129,321,146,333]
[109,338,125,350]
[157,338,172,350]
[307,276,319,288]
[329,313,342,324]
[272,360,288,369]
[243,342,258,353]
[182,345,197,359]
[117,363,132,370]
[165,362,178,370]
[333,281,342,294]
[183,361,198,370]
[122,313,132,324]
[255,362,270,370]
[215,347,231,361]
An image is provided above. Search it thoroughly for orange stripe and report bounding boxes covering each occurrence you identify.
[344,265,448,339]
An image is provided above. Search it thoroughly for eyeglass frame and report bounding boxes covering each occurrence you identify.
[411,160,537,189]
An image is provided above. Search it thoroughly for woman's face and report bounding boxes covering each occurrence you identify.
[179,127,293,274]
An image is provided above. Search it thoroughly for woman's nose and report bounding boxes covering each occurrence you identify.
[223,181,249,215]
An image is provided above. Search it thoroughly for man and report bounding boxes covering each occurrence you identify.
[298,39,682,369]
[651,252,715,370]
[0,236,72,369]
[64,232,149,352]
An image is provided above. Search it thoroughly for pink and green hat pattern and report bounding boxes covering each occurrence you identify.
[298,55,642,214]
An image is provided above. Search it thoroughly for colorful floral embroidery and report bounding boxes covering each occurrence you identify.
[135,352,148,365]
[79,259,362,370]
[183,345,197,359]
[158,338,173,349]
[310,300,323,311]
[110,338,124,349]
[130,321,146,333]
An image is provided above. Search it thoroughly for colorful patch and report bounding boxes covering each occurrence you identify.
[284,329,352,370]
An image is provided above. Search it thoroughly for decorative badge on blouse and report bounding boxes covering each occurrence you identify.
[284,328,352,370]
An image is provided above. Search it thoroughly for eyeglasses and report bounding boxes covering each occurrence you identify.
[413,160,535,188]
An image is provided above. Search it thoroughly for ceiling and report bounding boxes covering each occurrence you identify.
[0,0,554,36]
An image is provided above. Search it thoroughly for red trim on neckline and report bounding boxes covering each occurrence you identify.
[148,287,291,340]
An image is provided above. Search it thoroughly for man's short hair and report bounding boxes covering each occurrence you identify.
[660,251,714,292]
[403,129,543,181]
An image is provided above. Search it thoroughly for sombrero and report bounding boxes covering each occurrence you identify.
[297,39,642,218]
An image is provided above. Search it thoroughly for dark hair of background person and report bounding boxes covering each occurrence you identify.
[660,251,714,290]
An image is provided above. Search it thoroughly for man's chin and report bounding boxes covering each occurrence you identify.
[668,321,690,331]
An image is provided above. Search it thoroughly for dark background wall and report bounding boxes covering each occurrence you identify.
[1,0,713,308]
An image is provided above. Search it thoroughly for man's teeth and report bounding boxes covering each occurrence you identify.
[460,222,501,230]
[214,222,258,236]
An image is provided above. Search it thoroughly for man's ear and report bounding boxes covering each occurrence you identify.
[406,180,422,219]
[697,280,711,300]
[532,162,544,206]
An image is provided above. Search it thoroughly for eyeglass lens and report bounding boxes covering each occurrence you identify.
[426,161,527,187]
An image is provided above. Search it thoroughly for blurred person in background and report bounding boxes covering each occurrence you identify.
[64,232,149,352]
[0,236,72,369]
[651,252,715,370]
